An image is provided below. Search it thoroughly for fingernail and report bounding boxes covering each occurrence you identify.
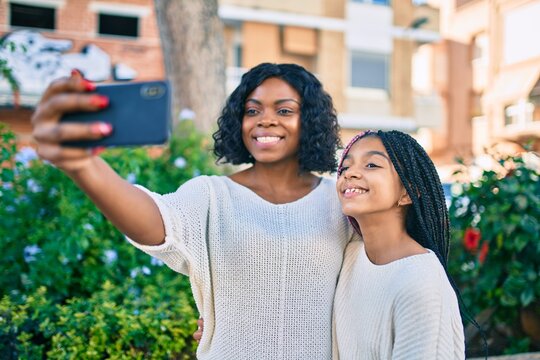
[91,147,106,156]
[91,122,113,136]
[82,79,96,92]
[89,95,109,109]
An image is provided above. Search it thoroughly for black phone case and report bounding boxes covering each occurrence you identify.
[61,81,171,147]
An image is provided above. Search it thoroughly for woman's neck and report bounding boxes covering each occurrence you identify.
[356,212,426,265]
[229,160,320,204]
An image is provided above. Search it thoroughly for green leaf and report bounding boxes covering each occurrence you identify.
[520,287,535,307]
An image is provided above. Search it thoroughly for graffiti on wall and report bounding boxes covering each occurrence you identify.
[0,30,137,105]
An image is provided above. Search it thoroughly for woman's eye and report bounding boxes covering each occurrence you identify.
[366,163,379,168]
[245,108,259,116]
[277,108,293,115]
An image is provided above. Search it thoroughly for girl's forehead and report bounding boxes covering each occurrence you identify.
[348,136,386,155]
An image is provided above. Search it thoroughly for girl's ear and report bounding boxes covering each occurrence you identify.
[397,191,412,207]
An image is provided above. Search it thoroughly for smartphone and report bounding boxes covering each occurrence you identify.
[61,80,171,147]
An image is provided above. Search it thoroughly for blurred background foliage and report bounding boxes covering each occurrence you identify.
[448,150,540,356]
[0,121,219,359]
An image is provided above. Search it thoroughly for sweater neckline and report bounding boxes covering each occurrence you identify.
[222,175,328,206]
[360,241,434,269]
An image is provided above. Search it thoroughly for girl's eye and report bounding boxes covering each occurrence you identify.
[338,166,349,176]
[366,163,380,169]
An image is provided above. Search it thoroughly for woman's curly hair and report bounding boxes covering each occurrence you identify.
[212,63,341,173]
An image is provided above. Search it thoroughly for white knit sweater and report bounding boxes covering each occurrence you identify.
[332,240,465,360]
[126,175,355,360]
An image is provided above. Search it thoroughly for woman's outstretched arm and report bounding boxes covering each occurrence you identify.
[32,72,165,246]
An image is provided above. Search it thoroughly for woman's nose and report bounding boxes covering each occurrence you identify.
[257,112,276,127]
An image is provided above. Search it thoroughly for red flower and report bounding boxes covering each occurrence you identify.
[463,228,481,253]
[479,241,489,264]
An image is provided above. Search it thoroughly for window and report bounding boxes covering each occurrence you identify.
[351,0,390,5]
[350,51,389,91]
[504,99,535,126]
[10,3,55,30]
[98,13,138,38]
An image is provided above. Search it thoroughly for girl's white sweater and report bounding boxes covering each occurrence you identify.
[333,240,465,360]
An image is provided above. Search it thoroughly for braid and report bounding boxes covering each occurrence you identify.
[378,130,449,265]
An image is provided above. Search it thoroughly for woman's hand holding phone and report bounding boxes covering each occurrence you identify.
[31,70,167,247]
[31,70,112,174]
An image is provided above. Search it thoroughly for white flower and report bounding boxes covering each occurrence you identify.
[103,250,118,264]
[126,173,136,184]
[83,223,94,231]
[130,268,140,278]
[174,157,187,169]
[141,266,151,275]
[150,258,164,267]
[24,245,41,263]
[179,108,195,121]
[2,182,13,190]
[15,147,38,167]
[49,187,58,197]
[26,179,42,193]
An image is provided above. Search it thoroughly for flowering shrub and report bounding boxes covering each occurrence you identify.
[448,151,540,355]
[0,121,220,358]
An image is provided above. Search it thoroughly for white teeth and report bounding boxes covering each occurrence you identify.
[344,188,368,194]
[256,136,281,143]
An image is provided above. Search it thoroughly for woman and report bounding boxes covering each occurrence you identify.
[31,63,357,359]
[333,130,465,359]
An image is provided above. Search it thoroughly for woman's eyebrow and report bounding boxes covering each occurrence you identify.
[245,98,262,105]
[275,98,300,105]
[245,98,300,106]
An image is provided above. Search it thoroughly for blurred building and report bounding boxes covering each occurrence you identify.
[437,0,540,161]
[219,0,444,147]
[0,0,446,159]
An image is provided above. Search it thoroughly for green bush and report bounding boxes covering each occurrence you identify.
[448,150,540,356]
[0,121,220,358]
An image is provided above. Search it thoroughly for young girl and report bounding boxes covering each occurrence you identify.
[333,130,465,359]
[31,63,357,359]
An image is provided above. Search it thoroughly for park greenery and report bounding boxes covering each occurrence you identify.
[0,120,539,357]
[448,149,540,355]
[0,121,218,359]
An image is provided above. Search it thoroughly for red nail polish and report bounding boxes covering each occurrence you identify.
[82,79,96,91]
[91,123,113,136]
[91,147,106,156]
[89,95,109,109]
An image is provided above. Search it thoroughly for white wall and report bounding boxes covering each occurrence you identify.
[346,2,393,53]
[504,2,540,64]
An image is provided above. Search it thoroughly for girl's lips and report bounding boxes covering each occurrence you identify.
[341,188,369,199]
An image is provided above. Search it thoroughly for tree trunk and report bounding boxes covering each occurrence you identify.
[154,0,226,133]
